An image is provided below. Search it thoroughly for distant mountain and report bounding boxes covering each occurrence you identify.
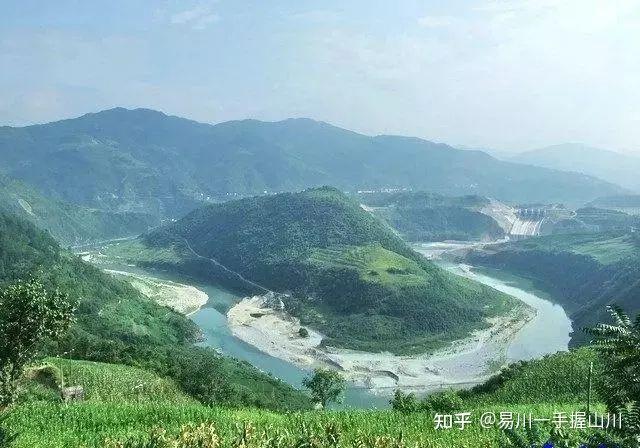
[359,191,505,242]
[0,173,157,246]
[511,143,640,192]
[0,108,624,219]
[588,194,640,210]
[140,187,517,354]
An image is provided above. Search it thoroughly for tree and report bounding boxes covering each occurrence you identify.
[586,305,640,444]
[0,278,74,407]
[302,368,345,409]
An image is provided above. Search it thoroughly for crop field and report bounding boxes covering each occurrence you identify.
[6,402,602,448]
[5,350,604,447]
[43,358,195,405]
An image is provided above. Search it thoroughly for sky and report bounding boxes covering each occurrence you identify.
[1,0,639,153]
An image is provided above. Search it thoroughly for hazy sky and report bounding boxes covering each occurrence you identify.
[1,0,639,153]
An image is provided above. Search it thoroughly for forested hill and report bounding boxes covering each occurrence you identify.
[359,192,504,242]
[0,173,156,246]
[0,211,310,410]
[0,108,623,220]
[143,187,517,354]
[146,186,420,273]
[467,231,640,345]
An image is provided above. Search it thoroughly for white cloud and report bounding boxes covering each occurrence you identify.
[417,16,457,28]
[170,5,219,30]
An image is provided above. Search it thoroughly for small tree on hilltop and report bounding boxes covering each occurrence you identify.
[0,278,75,408]
[302,368,345,409]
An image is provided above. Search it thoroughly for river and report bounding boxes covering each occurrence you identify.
[90,240,572,409]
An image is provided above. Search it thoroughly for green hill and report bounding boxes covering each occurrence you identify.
[359,192,505,241]
[20,358,194,405]
[0,211,309,411]
[550,207,639,235]
[135,187,517,354]
[0,173,157,246]
[467,232,640,345]
[0,108,624,222]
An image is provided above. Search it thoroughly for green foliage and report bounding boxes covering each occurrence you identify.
[551,207,640,236]
[303,369,346,408]
[361,192,504,242]
[144,188,516,354]
[38,358,193,405]
[0,413,15,448]
[0,173,156,247]
[104,423,221,448]
[586,306,640,443]
[5,401,605,448]
[468,232,640,345]
[422,391,464,414]
[463,348,601,405]
[0,108,621,221]
[390,390,421,414]
[0,212,309,411]
[390,390,463,415]
[0,278,74,407]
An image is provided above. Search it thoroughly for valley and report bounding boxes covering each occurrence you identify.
[4,4,639,444]
[82,234,570,404]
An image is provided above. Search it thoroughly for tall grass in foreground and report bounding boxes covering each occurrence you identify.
[6,402,602,448]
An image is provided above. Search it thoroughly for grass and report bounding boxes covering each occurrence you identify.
[18,358,194,406]
[309,244,432,289]
[6,402,601,448]
[48,358,195,404]
[512,232,637,265]
[97,240,188,265]
[5,349,607,447]
[465,348,601,405]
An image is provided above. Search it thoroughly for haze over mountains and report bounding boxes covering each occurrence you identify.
[0,108,625,226]
[510,143,640,192]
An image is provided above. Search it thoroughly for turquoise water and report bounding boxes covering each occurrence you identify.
[95,255,570,409]
[96,261,389,408]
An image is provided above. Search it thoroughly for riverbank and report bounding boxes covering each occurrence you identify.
[227,290,535,395]
[105,269,209,315]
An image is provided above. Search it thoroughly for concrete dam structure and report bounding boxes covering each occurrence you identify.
[480,200,546,239]
[509,208,546,237]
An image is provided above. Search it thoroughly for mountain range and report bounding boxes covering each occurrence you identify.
[0,108,624,227]
[511,143,640,192]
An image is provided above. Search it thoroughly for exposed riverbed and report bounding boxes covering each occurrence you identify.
[86,239,572,408]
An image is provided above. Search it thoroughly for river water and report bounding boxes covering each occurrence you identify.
[93,240,572,409]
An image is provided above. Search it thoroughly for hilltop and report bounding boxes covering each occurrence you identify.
[0,108,624,223]
[119,187,520,354]
[358,191,505,241]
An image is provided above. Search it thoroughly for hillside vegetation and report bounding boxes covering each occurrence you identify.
[550,207,639,235]
[0,212,310,411]
[133,187,518,354]
[0,173,156,246]
[0,108,623,221]
[359,192,504,241]
[6,348,605,447]
[468,231,640,345]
